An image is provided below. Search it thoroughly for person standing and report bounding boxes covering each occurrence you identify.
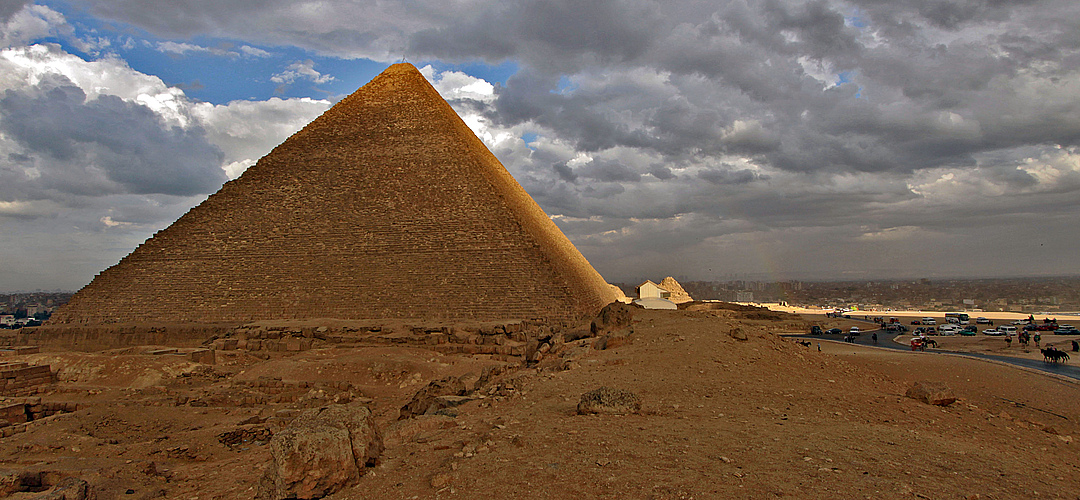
[872,332,878,344]
[1006,335,1012,348]
[1034,332,1041,348]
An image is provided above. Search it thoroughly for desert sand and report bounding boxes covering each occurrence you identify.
[2,306,1078,499]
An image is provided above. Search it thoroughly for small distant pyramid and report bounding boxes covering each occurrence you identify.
[51,64,619,325]
[658,277,693,304]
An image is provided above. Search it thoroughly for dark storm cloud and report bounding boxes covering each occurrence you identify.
[698,167,762,185]
[0,75,225,197]
[409,0,658,72]
[0,0,28,22]
[579,159,642,182]
[46,0,1080,282]
[552,161,577,182]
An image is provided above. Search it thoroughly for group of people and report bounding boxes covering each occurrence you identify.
[1008,330,1041,348]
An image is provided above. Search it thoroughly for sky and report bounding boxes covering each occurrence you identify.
[1,0,1079,292]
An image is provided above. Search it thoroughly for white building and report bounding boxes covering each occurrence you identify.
[634,281,677,310]
[637,280,672,300]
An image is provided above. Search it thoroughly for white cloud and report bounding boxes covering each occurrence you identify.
[271,59,333,85]
[155,41,273,59]
[0,4,69,48]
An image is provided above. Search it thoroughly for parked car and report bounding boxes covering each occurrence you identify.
[810,325,823,335]
[1036,323,1057,331]
[849,327,861,335]
[925,327,937,334]
[976,317,990,324]
[1054,327,1080,335]
[921,317,937,325]
[826,328,842,335]
[910,320,921,325]
[999,325,1018,335]
[938,325,960,335]
[960,328,976,336]
[983,329,1004,335]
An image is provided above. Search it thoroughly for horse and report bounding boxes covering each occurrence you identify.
[922,338,938,349]
[1042,348,1070,363]
[797,340,812,347]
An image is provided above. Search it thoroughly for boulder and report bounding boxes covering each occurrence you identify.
[905,381,957,406]
[729,327,748,341]
[258,403,382,500]
[577,387,642,415]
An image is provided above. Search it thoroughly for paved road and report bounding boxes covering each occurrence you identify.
[787,331,1080,382]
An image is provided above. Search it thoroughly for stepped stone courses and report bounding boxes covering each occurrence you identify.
[50,63,617,328]
[658,277,693,304]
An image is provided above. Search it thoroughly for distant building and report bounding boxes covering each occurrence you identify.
[0,315,13,326]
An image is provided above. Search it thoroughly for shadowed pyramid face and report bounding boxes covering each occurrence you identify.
[51,64,618,326]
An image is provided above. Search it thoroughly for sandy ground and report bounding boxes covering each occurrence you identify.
[2,307,1078,499]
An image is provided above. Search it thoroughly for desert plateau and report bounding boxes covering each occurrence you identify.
[1,303,1078,499]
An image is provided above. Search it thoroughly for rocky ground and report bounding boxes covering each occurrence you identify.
[2,306,1078,499]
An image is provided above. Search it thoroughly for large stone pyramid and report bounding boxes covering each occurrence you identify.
[51,64,619,325]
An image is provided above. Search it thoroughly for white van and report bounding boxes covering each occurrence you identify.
[999,325,1018,335]
[921,317,936,325]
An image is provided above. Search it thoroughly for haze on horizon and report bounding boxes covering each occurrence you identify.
[1,0,1078,292]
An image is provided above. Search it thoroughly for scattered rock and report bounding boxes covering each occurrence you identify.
[430,472,452,489]
[905,381,957,406]
[34,477,93,500]
[399,377,467,420]
[577,387,642,415]
[383,415,458,448]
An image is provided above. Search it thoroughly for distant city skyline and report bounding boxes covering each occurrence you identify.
[2,1,1079,291]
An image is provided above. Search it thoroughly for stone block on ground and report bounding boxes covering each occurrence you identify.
[189,349,216,364]
[906,381,957,406]
[577,387,642,415]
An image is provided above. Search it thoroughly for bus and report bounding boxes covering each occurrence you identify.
[945,312,970,325]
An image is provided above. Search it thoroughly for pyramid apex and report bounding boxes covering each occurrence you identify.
[385,62,422,73]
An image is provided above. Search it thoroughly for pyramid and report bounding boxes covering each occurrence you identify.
[658,277,693,304]
[50,64,619,326]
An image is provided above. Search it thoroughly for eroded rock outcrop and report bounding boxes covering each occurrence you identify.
[398,377,467,420]
[258,402,382,500]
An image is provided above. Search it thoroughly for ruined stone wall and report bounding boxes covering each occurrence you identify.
[51,64,615,327]
[0,362,53,396]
